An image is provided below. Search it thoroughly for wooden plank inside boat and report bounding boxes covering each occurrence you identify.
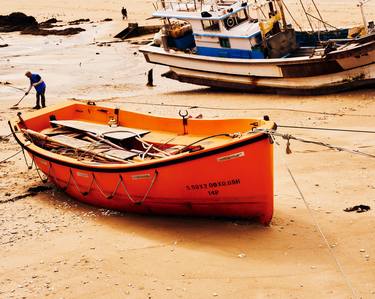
[50,120,150,140]
[52,134,92,148]
[104,149,138,160]
[46,134,137,161]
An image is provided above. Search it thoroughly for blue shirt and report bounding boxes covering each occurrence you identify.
[30,73,46,93]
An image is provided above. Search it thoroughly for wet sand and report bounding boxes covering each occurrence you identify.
[1,1,375,298]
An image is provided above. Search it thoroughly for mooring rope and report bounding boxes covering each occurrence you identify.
[0,132,13,140]
[252,128,375,158]
[278,125,375,134]
[0,149,22,164]
[286,165,358,298]
[21,148,34,169]
[101,100,375,118]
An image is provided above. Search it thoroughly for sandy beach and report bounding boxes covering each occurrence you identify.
[1,1,375,298]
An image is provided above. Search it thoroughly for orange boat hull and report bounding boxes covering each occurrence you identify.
[10,101,274,224]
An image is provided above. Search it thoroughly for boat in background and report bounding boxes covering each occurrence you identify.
[140,0,375,94]
[9,101,276,224]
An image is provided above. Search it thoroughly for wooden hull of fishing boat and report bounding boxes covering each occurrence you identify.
[164,63,375,95]
[140,36,375,94]
[9,102,275,224]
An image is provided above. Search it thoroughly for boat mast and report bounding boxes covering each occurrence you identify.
[275,0,287,31]
[358,0,370,35]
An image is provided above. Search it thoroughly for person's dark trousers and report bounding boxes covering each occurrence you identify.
[36,87,46,108]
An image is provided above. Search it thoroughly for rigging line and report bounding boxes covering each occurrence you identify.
[286,165,358,298]
[298,0,314,31]
[281,0,303,31]
[305,12,338,30]
[278,125,375,134]
[310,0,327,31]
[113,100,375,117]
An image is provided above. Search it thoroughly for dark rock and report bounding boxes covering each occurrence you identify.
[344,205,371,213]
[21,27,85,36]
[0,12,85,36]
[39,18,60,28]
[0,12,38,32]
[68,18,90,25]
[27,186,52,193]
[41,18,58,24]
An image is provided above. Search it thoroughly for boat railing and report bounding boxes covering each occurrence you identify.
[153,0,204,12]
[152,0,241,12]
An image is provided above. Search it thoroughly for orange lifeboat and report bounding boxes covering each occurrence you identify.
[9,101,276,224]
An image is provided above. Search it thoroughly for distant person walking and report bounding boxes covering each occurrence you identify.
[121,7,127,20]
[25,71,46,109]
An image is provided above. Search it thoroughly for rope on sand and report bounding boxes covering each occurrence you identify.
[286,165,358,298]
[0,132,13,141]
[0,149,22,164]
[271,137,359,296]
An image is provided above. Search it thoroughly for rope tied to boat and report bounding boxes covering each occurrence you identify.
[23,153,159,205]
[250,128,375,158]
[283,133,293,155]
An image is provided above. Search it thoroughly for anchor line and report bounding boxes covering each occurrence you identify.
[272,139,358,297]
[286,164,358,298]
[251,128,375,158]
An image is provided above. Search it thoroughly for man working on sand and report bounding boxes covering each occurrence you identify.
[121,7,127,20]
[25,71,46,109]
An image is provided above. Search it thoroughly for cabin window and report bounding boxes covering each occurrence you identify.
[219,37,231,48]
[236,9,248,23]
[201,20,220,31]
[223,9,248,30]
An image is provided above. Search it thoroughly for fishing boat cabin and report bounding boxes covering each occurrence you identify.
[153,0,298,59]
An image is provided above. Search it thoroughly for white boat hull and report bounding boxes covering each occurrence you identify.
[140,37,375,94]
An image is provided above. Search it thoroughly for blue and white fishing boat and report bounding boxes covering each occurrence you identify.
[140,0,375,94]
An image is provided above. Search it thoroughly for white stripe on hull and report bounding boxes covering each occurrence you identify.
[143,47,284,77]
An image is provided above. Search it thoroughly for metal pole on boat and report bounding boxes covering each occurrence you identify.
[161,26,170,51]
[358,0,368,35]
[275,0,287,31]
